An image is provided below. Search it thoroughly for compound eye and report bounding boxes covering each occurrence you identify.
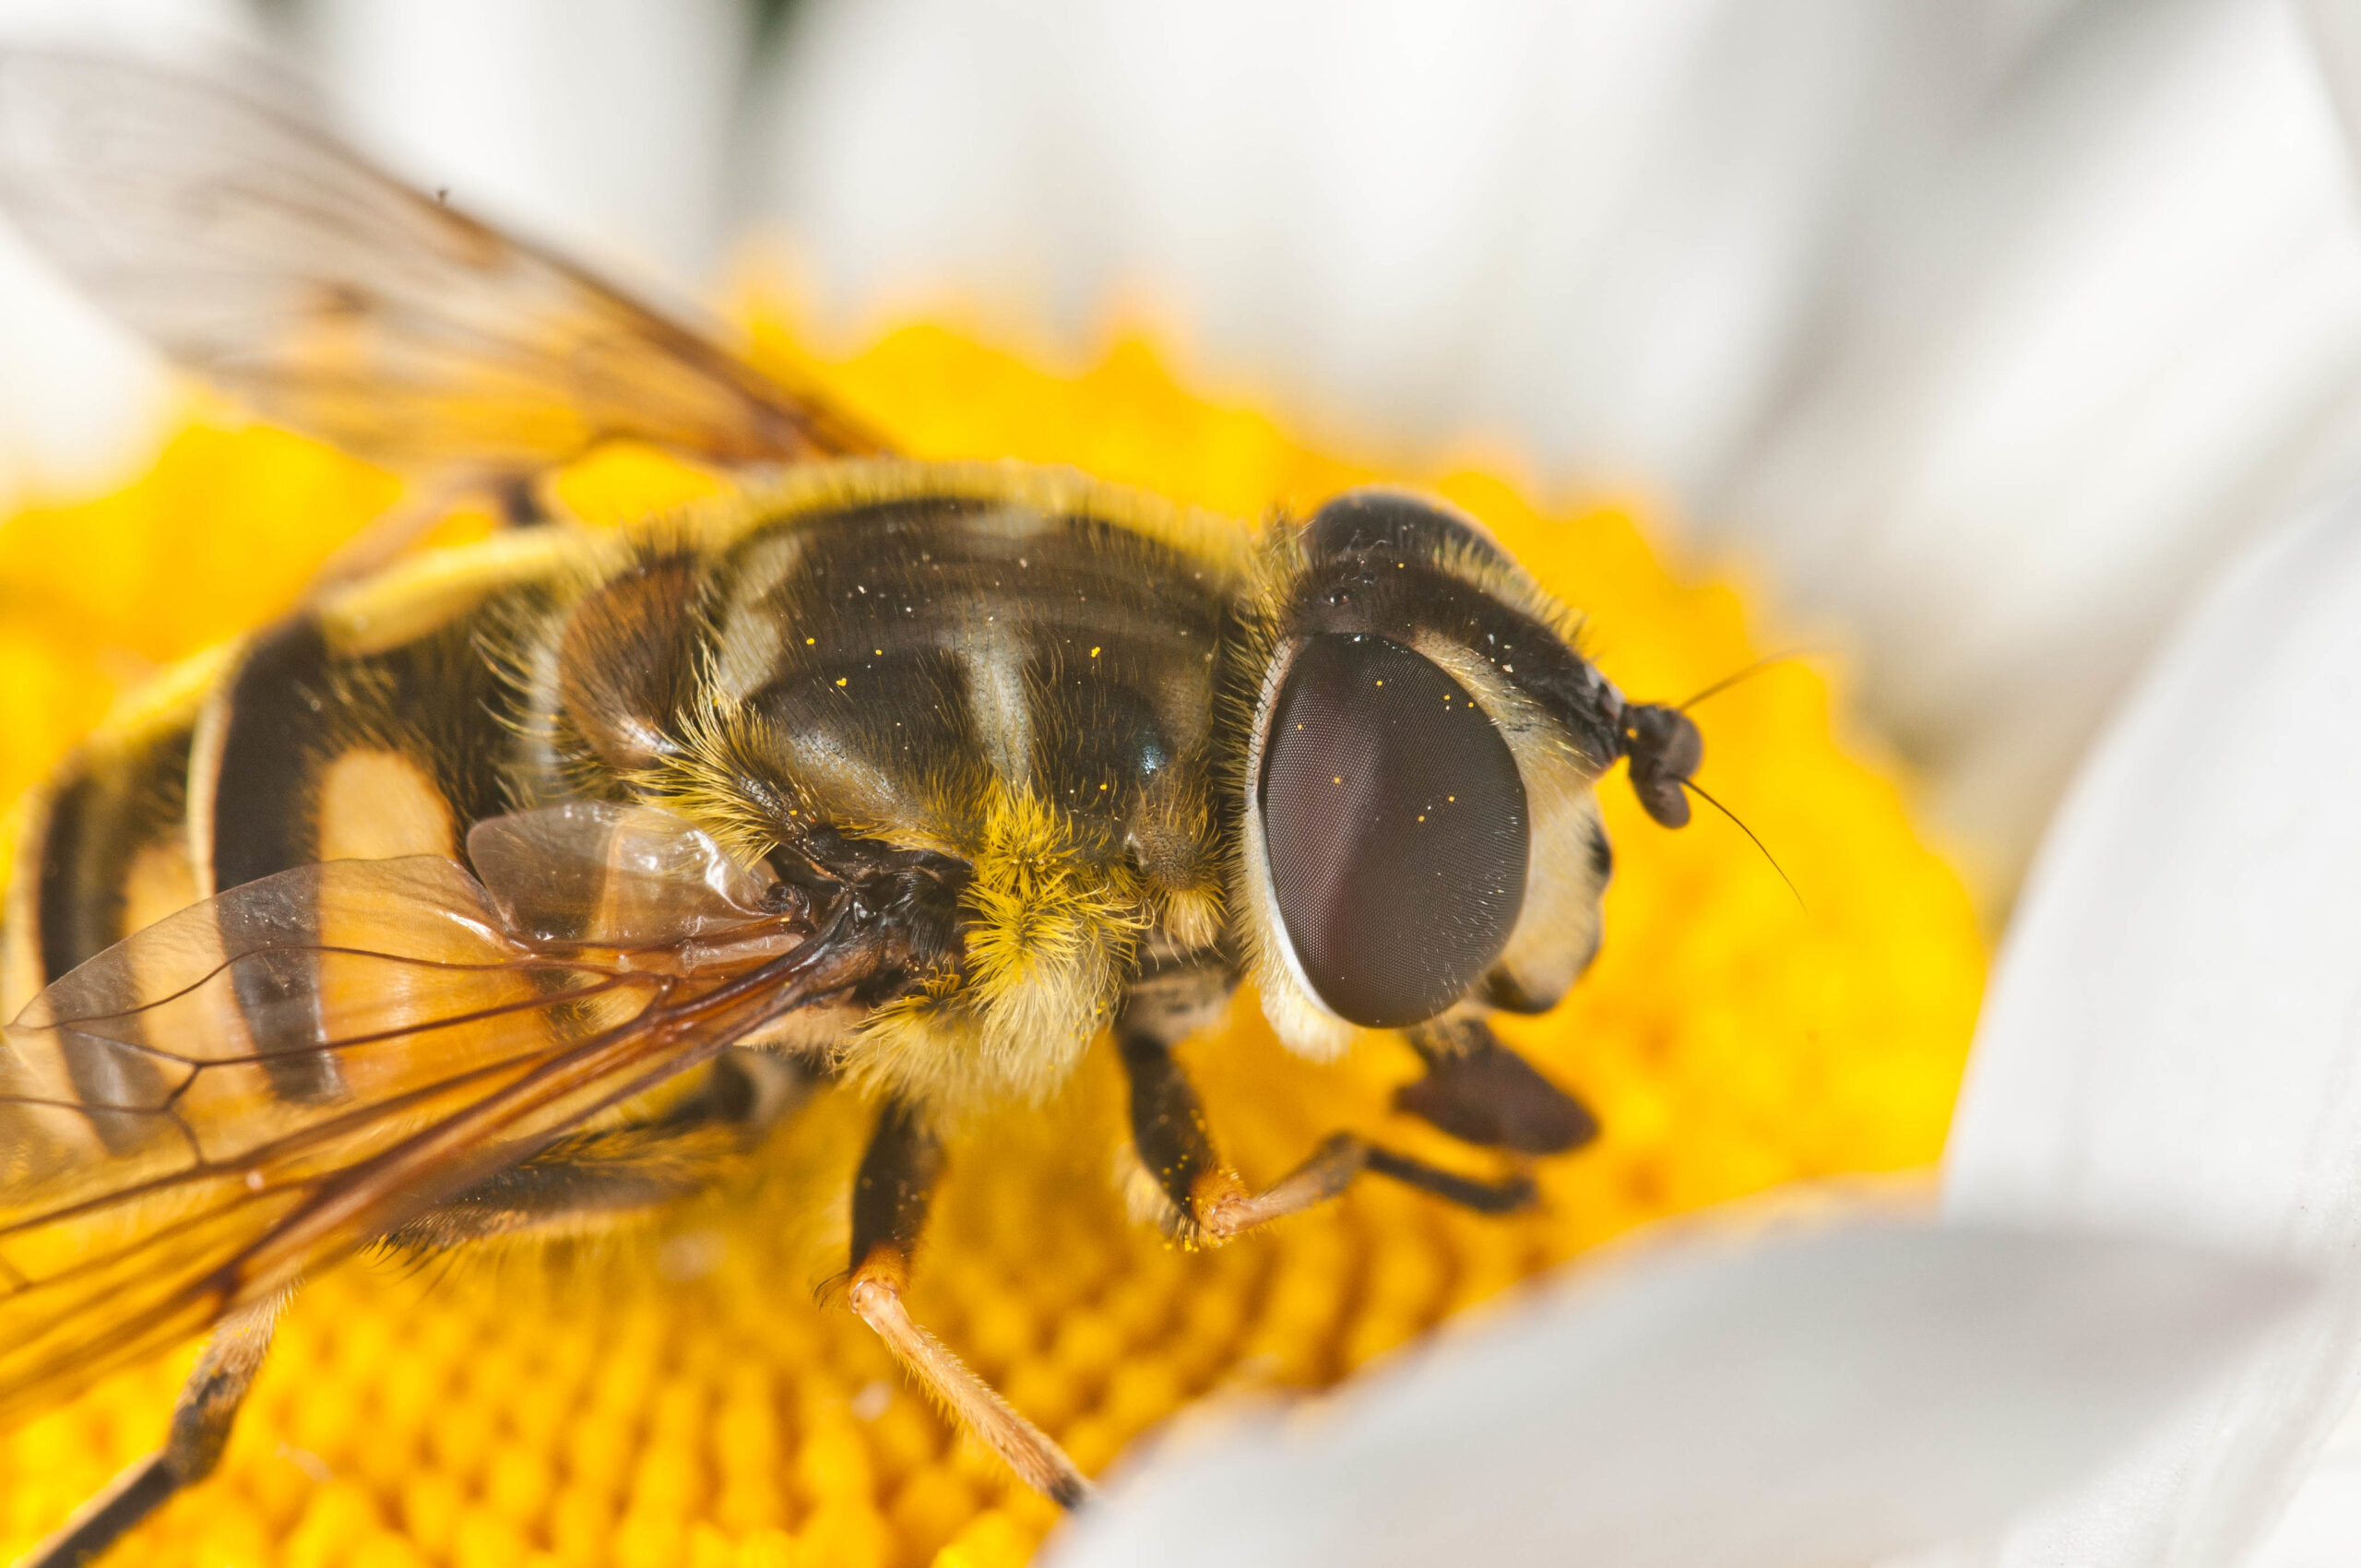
[1258,634,1528,1028]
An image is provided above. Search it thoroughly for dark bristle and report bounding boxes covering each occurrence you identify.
[1682,778,1805,911]
[1677,647,1823,713]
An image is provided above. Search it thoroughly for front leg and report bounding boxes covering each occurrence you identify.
[844,1098,1091,1507]
[1396,1014,1599,1154]
[1116,992,1535,1244]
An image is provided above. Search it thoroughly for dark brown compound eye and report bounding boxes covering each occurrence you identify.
[1258,633,1528,1028]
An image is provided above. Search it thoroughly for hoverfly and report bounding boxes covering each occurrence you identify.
[0,51,1708,1566]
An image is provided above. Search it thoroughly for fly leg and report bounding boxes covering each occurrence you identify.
[1116,1014,1535,1246]
[308,467,562,593]
[1395,1015,1599,1156]
[844,1098,1092,1508]
[22,1293,285,1568]
[383,1048,812,1253]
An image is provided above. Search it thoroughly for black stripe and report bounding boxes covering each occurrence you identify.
[34,725,193,982]
[1287,553,1619,766]
[210,618,329,893]
[34,769,97,983]
[210,617,340,1102]
[33,755,179,1152]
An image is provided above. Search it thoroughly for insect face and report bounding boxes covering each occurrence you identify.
[1240,489,1692,1051]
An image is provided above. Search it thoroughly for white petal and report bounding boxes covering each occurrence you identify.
[303,0,752,294]
[1716,0,2361,874]
[1043,1220,2308,1568]
[2296,0,2361,175]
[0,0,255,48]
[2251,1391,2361,1568]
[0,0,255,505]
[1940,486,2361,1564]
[749,0,1970,491]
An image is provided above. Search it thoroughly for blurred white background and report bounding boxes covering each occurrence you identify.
[5,0,2361,895]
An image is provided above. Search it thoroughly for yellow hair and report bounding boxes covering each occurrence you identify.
[847,784,1147,1112]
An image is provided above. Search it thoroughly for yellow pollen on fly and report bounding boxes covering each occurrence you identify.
[0,317,1984,1568]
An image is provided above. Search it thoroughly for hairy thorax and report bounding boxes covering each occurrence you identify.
[514,461,1258,1111]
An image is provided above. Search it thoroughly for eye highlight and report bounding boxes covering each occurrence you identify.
[1257,634,1529,1028]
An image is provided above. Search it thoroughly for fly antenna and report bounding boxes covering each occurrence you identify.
[1677,647,1823,713]
[1681,778,1804,911]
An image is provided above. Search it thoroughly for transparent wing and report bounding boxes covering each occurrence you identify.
[0,850,840,1424]
[467,800,786,948]
[0,50,885,473]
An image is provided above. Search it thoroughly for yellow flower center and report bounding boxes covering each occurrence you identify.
[0,323,1985,1568]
